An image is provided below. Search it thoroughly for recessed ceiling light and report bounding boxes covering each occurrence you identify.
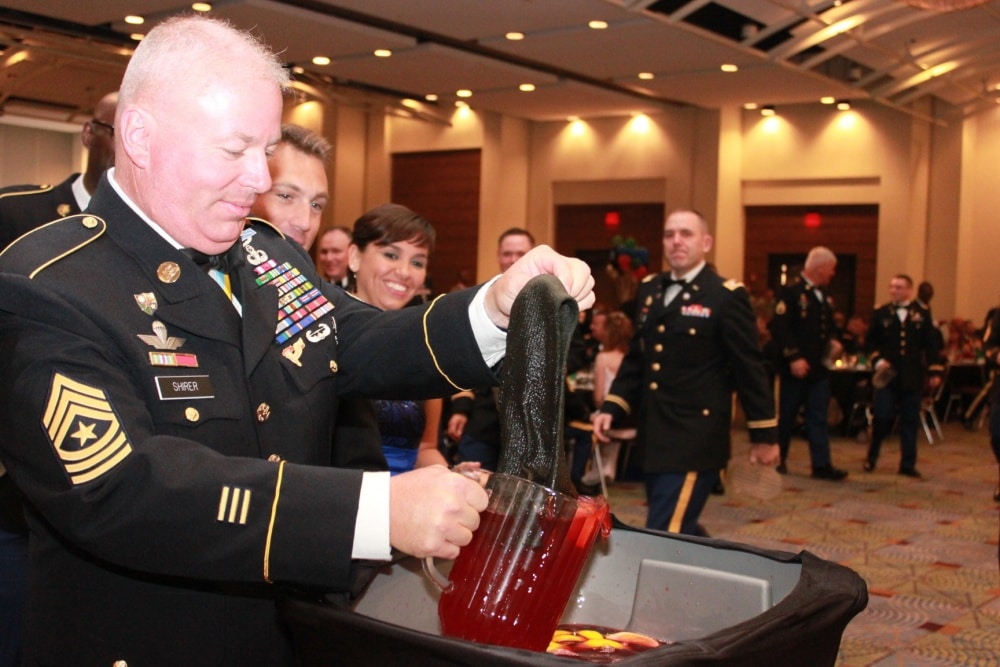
[567,115,580,122]
[455,100,469,108]
[743,102,758,110]
[588,20,608,30]
[519,83,535,92]
[720,64,738,73]
[312,56,331,66]
[456,89,472,98]
[505,32,524,41]
[820,96,835,104]
[130,33,144,41]
[425,93,438,102]
[638,72,654,80]
[760,105,776,116]
[401,99,419,109]
[124,15,145,25]
[292,66,305,75]
[191,2,212,11]
[836,100,851,110]
[373,49,392,58]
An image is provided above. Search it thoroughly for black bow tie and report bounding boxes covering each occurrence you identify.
[663,276,682,288]
[181,243,244,274]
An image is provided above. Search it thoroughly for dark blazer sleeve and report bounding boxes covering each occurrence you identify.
[719,281,778,442]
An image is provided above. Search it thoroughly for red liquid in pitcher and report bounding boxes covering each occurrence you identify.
[438,496,610,652]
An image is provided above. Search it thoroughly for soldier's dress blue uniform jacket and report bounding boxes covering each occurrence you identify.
[600,269,777,473]
[0,177,495,666]
[866,300,944,392]
[769,277,837,380]
[0,173,80,251]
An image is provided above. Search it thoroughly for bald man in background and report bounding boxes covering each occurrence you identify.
[0,90,118,250]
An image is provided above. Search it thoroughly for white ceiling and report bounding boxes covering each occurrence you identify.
[3,0,1000,124]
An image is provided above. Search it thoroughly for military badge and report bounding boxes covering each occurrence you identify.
[775,300,787,315]
[148,352,198,368]
[42,374,132,485]
[137,321,186,350]
[681,304,711,318]
[57,203,71,217]
[134,292,159,315]
[282,339,306,367]
[157,261,181,284]
[305,322,332,343]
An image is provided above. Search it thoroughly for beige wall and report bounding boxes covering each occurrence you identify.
[958,105,1000,323]
[0,118,81,188]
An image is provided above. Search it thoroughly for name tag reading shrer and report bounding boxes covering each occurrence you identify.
[155,375,216,400]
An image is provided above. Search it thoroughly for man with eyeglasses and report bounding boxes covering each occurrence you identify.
[0,90,118,251]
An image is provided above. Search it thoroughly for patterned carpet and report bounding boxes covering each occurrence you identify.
[602,422,1000,667]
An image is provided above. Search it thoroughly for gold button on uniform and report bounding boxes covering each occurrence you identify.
[185,407,200,422]
[689,328,696,335]
[649,381,658,390]
[157,261,181,284]
[256,403,271,422]
[82,216,99,229]
[654,343,663,353]
[657,324,665,333]
[651,362,661,372]
[329,360,339,373]
[702,408,710,416]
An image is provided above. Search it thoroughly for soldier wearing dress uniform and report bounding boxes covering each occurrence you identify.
[593,209,779,536]
[0,90,117,667]
[0,91,117,251]
[0,16,594,666]
[864,274,944,477]
[769,246,848,480]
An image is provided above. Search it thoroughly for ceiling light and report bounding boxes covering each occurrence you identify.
[191,2,212,11]
[519,83,535,92]
[630,113,650,132]
[401,99,419,109]
[292,66,305,75]
[588,20,608,30]
[638,72,654,80]
[455,100,469,108]
[743,102,758,110]
[820,96,835,104]
[567,115,580,122]
[720,64,738,73]
[312,56,331,66]
[760,105,776,116]
[124,15,145,25]
[456,89,472,98]
[836,100,851,111]
[505,32,524,41]
[373,49,392,58]
[425,93,438,102]
[130,33,144,41]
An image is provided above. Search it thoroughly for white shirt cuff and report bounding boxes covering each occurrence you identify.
[352,471,391,560]
[469,275,507,368]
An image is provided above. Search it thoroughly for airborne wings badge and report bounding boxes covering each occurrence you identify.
[42,373,133,485]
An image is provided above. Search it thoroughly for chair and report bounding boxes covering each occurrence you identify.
[605,426,637,484]
[941,362,987,423]
[566,420,636,498]
[843,371,874,441]
[919,376,946,445]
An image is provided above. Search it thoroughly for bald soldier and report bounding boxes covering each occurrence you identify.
[0,90,118,250]
[0,15,593,665]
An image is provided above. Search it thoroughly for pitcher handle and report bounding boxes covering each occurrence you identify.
[422,556,452,591]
